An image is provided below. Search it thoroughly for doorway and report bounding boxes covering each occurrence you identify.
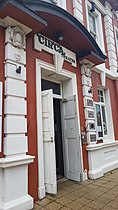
[36,60,83,199]
[53,98,64,180]
[41,79,64,180]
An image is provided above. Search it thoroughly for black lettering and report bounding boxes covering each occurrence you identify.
[54,44,60,52]
[48,40,54,50]
[38,34,45,44]
[45,37,49,47]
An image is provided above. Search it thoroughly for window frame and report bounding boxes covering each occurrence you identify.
[86,0,105,54]
[88,11,97,40]
[95,89,108,140]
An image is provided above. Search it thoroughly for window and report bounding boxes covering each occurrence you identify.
[95,90,108,138]
[86,1,105,53]
[88,12,97,40]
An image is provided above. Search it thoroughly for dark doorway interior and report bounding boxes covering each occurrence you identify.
[53,98,64,179]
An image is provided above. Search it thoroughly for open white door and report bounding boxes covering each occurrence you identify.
[62,95,82,181]
[42,89,57,194]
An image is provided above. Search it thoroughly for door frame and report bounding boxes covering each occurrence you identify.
[36,59,83,199]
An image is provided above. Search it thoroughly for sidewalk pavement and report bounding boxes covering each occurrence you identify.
[34,169,118,210]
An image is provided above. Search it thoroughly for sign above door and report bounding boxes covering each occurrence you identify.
[34,34,77,68]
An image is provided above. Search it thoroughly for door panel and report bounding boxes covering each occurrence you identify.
[42,89,57,194]
[62,95,81,181]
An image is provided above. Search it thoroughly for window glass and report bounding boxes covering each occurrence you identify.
[88,12,97,40]
[41,79,61,95]
[95,89,108,139]
[101,105,108,135]
[98,90,104,103]
[96,104,103,137]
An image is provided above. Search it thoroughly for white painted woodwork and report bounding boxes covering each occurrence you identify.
[62,95,82,181]
[42,89,57,194]
[5,78,26,97]
[5,43,26,65]
[5,96,26,115]
[5,62,26,81]
[4,116,27,134]
[87,141,118,179]
[4,136,28,155]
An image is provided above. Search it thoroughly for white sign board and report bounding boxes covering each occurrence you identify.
[34,34,77,67]
[0,82,2,152]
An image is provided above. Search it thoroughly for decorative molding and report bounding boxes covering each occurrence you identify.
[81,64,92,77]
[8,26,25,49]
[0,155,34,168]
[81,63,97,144]
[100,71,106,87]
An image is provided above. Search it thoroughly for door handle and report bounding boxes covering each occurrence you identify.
[51,137,53,142]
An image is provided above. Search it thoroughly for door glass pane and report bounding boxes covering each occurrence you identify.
[96,104,103,137]
[101,105,108,135]
[41,79,61,95]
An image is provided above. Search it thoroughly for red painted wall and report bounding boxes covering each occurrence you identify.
[66,0,73,15]
[0,27,5,158]
[106,78,118,140]
[26,35,54,201]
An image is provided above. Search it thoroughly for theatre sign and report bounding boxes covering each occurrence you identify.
[34,34,77,67]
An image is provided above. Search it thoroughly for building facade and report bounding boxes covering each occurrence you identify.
[0,0,118,209]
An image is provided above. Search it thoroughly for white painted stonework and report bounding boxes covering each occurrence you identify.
[87,141,118,179]
[81,63,97,144]
[0,19,34,210]
[73,0,84,24]
[104,2,118,72]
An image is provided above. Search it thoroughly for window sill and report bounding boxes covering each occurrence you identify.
[86,140,118,151]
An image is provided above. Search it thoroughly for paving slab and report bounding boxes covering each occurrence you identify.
[34,169,118,210]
